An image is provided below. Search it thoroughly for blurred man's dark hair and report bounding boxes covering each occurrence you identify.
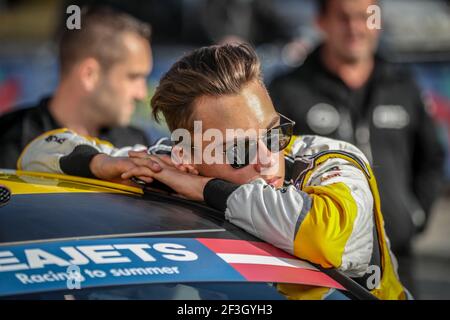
[317,0,378,15]
[59,6,151,76]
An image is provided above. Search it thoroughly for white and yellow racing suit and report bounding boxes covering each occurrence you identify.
[18,129,407,300]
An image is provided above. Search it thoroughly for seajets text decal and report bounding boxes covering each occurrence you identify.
[0,238,245,296]
[0,243,198,272]
[1,243,196,285]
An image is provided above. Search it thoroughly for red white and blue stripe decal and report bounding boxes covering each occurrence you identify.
[198,239,343,290]
[0,238,343,297]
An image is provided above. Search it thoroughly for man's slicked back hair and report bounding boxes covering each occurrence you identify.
[151,43,263,131]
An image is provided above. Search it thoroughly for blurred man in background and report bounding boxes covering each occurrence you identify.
[0,7,153,169]
[269,0,445,292]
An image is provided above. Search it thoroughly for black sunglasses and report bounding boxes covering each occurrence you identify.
[224,113,295,169]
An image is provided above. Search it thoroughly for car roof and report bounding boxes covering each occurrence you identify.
[0,170,376,300]
[0,170,255,245]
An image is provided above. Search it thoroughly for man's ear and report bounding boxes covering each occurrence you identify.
[78,57,101,92]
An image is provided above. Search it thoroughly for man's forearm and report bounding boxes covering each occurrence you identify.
[89,153,110,179]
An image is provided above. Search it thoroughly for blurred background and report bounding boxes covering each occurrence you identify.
[0,0,449,299]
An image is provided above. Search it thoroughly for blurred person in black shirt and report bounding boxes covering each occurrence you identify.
[269,0,445,278]
[0,7,154,169]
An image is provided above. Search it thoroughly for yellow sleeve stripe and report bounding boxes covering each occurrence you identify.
[298,151,371,190]
[277,283,333,300]
[82,135,114,148]
[293,182,358,269]
[290,150,407,299]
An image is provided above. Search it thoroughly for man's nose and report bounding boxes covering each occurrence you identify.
[134,79,148,100]
[253,140,277,173]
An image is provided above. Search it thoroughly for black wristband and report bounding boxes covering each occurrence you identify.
[60,145,100,179]
[203,178,240,212]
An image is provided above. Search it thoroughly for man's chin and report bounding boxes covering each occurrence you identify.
[115,117,132,127]
[263,176,283,188]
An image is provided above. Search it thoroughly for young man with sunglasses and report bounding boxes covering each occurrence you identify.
[18,44,407,299]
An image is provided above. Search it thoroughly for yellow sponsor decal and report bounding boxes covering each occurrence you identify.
[0,170,142,196]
